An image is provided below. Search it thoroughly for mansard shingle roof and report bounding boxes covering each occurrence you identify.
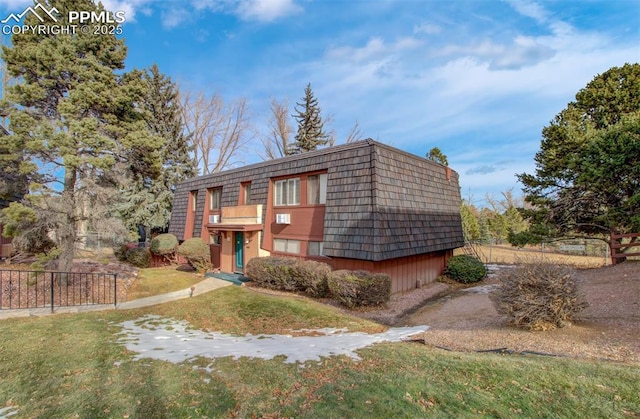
[169,139,464,261]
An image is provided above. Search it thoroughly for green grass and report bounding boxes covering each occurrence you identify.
[126,266,204,300]
[1,287,638,418]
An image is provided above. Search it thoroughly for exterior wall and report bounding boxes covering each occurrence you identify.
[329,249,451,293]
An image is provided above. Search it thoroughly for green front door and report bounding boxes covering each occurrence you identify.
[234,232,244,272]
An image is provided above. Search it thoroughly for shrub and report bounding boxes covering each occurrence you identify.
[490,263,588,331]
[245,257,299,291]
[115,243,136,262]
[327,270,391,308]
[245,257,332,297]
[291,260,332,298]
[125,247,151,268]
[150,233,179,256]
[444,255,486,283]
[178,237,212,273]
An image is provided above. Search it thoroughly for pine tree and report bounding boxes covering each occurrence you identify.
[117,65,196,236]
[0,0,163,271]
[425,147,449,166]
[292,83,328,153]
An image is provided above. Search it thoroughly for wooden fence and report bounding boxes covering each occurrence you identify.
[611,233,640,264]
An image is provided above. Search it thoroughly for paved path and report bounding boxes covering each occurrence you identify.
[0,277,232,320]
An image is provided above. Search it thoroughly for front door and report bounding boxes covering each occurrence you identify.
[234,232,244,272]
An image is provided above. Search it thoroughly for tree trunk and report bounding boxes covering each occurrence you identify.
[57,168,78,274]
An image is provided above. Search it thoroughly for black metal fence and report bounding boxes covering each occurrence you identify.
[0,270,117,312]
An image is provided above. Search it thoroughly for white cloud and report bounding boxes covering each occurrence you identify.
[438,36,555,70]
[414,22,442,35]
[235,0,301,22]
[325,36,422,64]
[100,0,152,23]
[0,0,32,9]
[160,7,191,29]
[506,0,548,24]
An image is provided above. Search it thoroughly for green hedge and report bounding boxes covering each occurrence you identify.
[327,270,391,308]
[150,233,178,256]
[444,255,486,283]
[245,257,331,297]
[245,257,298,291]
[178,238,212,273]
[125,247,151,268]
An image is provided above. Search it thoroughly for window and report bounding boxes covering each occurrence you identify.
[274,178,300,206]
[190,191,198,212]
[308,241,324,256]
[273,238,301,254]
[208,188,221,211]
[242,182,252,205]
[307,174,327,205]
[189,190,198,237]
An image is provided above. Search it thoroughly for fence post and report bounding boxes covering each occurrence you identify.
[114,274,117,307]
[50,272,55,313]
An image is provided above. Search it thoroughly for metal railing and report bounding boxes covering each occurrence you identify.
[0,270,117,312]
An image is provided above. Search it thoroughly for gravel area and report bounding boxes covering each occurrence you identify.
[352,262,640,363]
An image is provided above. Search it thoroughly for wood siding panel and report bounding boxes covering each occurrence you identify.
[329,251,449,293]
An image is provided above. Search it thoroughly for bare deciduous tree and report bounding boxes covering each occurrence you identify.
[260,98,293,160]
[345,120,363,143]
[182,91,253,175]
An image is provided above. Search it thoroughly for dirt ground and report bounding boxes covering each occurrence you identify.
[358,261,640,363]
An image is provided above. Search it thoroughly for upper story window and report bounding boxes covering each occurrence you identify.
[274,178,300,206]
[241,182,252,205]
[190,190,198,212]
[208,188,222,211]
[307,173,327,205]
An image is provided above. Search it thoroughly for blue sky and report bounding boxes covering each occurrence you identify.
[1,0,639,206]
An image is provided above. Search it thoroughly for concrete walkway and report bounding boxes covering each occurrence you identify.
[0,277,232,320]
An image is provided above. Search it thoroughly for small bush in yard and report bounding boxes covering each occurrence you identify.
[490,263,588,331]
[291,260,332,298]
[178,238,212,273]
[444,255,486,283]
[150,233,179,257]
[328,270,391,308]
[245,257,332,297]
[125,247,151,268]
[245,257,299,292]
[114,243,135,262]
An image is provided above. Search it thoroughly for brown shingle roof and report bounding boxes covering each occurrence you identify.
[169,140,464,261]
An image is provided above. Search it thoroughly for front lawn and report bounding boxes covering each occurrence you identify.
[125,266,204,300]
[0,287,638,418]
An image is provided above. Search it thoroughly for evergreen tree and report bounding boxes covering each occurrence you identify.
[118,65,196,236]
[425,147,449,166]
[292,83,328,153]
[519,63,640,236]
[0,0,163,271]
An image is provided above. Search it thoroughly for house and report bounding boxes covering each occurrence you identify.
[168,140,464,293]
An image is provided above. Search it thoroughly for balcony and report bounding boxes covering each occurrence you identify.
[206,204,263,232]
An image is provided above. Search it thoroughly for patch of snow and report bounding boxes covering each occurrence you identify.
[0,406,19,418]
[117,315,428,365]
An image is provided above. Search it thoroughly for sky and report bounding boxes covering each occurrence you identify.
[1,0,638,206]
